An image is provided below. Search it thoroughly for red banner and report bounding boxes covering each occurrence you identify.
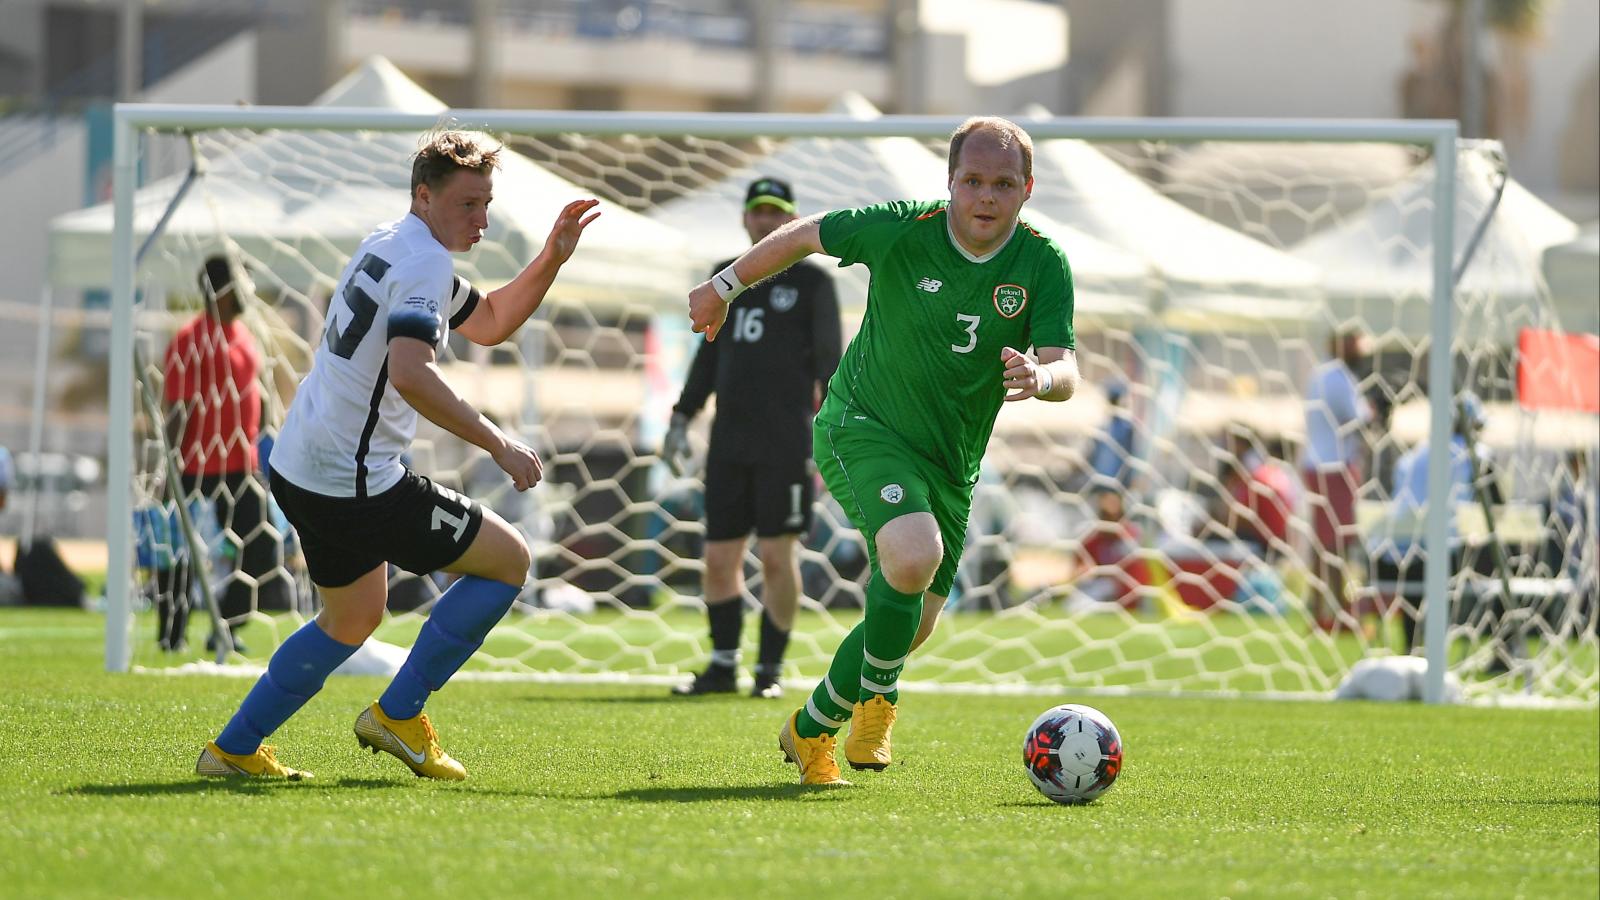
[1518,329,1600,413]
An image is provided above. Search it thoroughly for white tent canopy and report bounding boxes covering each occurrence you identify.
[1019,105,1321,331]
[1291,151,1580,342]
[648,92,1151,320]
[48,56,694,307]
[1542,222,1599,336]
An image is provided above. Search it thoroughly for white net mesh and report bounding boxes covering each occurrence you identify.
[101,111,1598,703]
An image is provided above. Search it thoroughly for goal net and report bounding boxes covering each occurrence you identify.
[94,103,1598,705]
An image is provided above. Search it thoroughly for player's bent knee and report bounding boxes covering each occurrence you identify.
[880,547,940,594]
[319,604,384,645]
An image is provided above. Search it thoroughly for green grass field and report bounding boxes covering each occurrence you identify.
[2,607,1596,899]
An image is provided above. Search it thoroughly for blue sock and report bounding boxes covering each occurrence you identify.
[215,620,359,756]
[378,576,520,720]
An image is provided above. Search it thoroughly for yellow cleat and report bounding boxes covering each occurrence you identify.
[354,702,467,781]
[778,709,850,786]
[844,695,897,771]
[195,741,311,780]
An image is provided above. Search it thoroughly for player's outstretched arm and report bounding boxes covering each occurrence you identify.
[388,336,543,491]
[689,214,826,342]
[456,199,602,346]
[1001,346,1080,403]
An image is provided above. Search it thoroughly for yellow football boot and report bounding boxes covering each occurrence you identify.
[778,709,850,786]
[195,742,311,780]
[354,702,467,781]
[843,695,897,771]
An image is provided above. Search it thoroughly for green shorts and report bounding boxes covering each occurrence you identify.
[813,411,973,598]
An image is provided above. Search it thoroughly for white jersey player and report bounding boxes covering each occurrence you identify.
[197,130,600,782]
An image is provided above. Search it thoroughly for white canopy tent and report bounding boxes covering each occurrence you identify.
[1542,222,1600,336]
[1291,151,1580,343]
[647,92,1152,321]
[1018,105,1322,332]
[48,56,695,308]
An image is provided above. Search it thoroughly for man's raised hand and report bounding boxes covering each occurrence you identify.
[545,199,601,266]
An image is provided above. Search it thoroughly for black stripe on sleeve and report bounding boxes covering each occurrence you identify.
[353,356,390,499]
[448,275,482,329]
[388,307,442,345]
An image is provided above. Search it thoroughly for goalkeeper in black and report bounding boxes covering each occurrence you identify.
[663,177,842,698]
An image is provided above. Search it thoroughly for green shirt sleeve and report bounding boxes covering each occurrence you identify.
[1028,236,1076,351]
[818,200,941,268]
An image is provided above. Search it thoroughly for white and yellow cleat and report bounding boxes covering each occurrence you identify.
[195,741,311,780]
[778,709,850,787]
[843,695,897,771]
[354,702,467,781]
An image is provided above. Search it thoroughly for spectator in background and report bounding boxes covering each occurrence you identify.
[162,255,289,653]
[1222,428,1298,563]
[1302,328,1373,627]
[1074,485,1147,609]
[1087,379,1137,491]
[1368,392,1505,656]
[0,445,12,513]
[1544,450,1592,581]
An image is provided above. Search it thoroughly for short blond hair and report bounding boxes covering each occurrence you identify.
[410,129,502,197]
[947,116,1034,182]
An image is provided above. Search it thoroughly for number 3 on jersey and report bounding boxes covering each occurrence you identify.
[952,313,981,354]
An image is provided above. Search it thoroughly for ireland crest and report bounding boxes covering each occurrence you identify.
[770,285,799,312]
[993,284,1027,319]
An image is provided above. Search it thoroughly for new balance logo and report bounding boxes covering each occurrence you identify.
[916,277,943,293]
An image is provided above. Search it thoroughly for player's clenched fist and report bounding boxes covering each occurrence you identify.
[492,436,544,491]
[688,281,729,342]
[1001,346,1046,402]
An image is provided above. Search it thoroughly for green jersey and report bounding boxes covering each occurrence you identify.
[817,199,1075,485]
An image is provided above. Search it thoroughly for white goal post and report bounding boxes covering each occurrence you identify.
[100,102,1593,705]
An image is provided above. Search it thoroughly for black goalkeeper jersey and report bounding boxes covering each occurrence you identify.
[674,258,842,464]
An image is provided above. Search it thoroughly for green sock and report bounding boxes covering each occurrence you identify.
[859,571,922,705]
[796,623,864,738]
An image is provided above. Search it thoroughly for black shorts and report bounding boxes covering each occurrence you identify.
[271,469,484,588]
[703,453,814,541]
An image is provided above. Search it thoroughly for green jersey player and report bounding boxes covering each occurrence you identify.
[688,117,1079,785]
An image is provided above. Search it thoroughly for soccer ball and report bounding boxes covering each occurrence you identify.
[1022,704,1123,804]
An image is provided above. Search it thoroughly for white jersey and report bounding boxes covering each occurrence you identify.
[271,213,481,498]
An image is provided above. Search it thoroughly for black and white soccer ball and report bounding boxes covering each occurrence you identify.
[1022,704,1123,804]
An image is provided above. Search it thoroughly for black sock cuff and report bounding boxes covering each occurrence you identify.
[757,608,791,667]
[707,597,743,652]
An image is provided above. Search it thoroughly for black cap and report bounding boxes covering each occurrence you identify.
[199,255,237,300]
[745,177,796,214]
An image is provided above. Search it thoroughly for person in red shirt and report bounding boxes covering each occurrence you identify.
[1223,430,1299,562]
[160,256,287,652]
[1075,486,1149,609]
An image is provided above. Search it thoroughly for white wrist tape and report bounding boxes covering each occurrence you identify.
[1037,365,1054,396]
[711,264,747,302]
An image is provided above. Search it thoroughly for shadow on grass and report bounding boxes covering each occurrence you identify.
[55,776,552,797]
[606,784,849,803]
[515,693,747,706]
[994,799,1096,810]
[1437,797,1599,808]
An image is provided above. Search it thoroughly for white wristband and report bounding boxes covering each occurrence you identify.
[1037,365,1054,397]
[711,263,747,302]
